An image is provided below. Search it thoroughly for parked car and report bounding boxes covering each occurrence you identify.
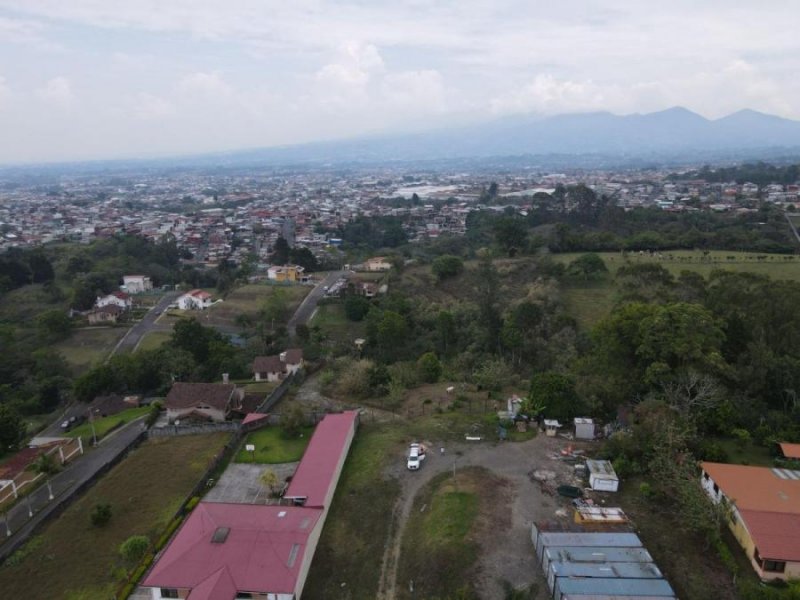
[407,443,426,471]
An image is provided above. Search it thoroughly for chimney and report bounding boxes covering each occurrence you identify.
[222,373,229,384]
[279,351,287,363]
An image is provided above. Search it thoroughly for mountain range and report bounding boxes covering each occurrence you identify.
[216,107,800,167]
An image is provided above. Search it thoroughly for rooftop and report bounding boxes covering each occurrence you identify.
[779,442,800,460]
[164,382,236,411]
[142,502,323,597]
[701,462,800,514]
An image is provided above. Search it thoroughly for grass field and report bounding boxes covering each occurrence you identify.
[553,250,800,329]
[310,303,366,343]
[67,406,151,442]
[234,426,313,464]
[397,470,482,599]
[204,284,309,328]
[53,327,127,371]
[715,437,774,467]
[0,433,229,599]
[135,330,171,352]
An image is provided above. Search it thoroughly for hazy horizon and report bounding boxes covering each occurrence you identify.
[1,1,799,163]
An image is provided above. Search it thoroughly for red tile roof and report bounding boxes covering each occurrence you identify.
[252,355,283,374]
[284,411,358,507]
[780,442,800,460]
[701,462,800,514]
[165,382,236,411]
[739,510,800,561]
[143,502,323,596]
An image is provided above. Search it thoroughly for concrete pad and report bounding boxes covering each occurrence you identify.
[204,462,298,505]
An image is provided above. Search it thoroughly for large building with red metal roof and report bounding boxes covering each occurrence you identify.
[143,410,359,600]
[701,461,800,581]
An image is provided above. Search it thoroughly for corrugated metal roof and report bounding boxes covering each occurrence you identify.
[561,596,677,600]
[543,546,654,565]
[555,577,675,598]
[550,561,663,580]
[538,532,643,549]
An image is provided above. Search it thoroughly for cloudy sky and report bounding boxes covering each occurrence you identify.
[0,0,799,163]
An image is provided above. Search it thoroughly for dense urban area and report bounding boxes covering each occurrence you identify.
[0,160,799,600]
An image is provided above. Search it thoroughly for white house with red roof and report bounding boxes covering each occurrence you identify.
[142,411,359,600]
[95,291,132,311]
[177,289,214,310]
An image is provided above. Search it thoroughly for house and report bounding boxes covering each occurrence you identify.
[364,256,392,272]
[779,442,800,461]
[701,461,800,581]
[142,503,325,600]
[95,291,132,311]
[252,349,304,382]
[177,289,213,310]
[164,382,240,423]
[87,304,123,324]
[142,411,359,600]
[268,264,305,282]
[122,274,153,294]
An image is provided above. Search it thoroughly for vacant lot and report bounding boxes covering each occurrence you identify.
[53,327,127,371]
[310,303,367,343]
[234,426,313,464]
[204,284,309,328]
[0,433,229,599]
[135,330,171,352]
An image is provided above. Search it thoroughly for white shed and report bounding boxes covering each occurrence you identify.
[586,459,619,492]
[574,417,595,440]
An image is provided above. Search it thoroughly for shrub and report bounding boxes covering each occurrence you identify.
[344,295,371,321]
[431,255,464,281]
[145,401,162,428]
[638,482,654,499]
[731,428,751,448]
[185,496,201,512]
[119,535,150,563]
[280,405,306,438]
[417,352,442,383]
[90,503,112,527]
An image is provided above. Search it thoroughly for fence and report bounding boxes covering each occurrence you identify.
[255,371,296,413]
[147,422,239,438]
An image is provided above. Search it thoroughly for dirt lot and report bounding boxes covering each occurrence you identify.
[379,434,591,599]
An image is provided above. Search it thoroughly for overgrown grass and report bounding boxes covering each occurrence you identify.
[234,426,313,464]
[53,327,127,371]
[0,434,229,599]
[204,284,309,328]
[67,406,151,441]
[714,437,774,467]
[310,303,366,343]
[136,330,171,352]
[397,469,484,600]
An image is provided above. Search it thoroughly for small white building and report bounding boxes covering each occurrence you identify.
[95,291,132,311]
[177,289,213,310]
[544,419,561,437]
[364,256,392,272]
[122,275,153,294]
[586,459,620,492]
[574,417,595,440]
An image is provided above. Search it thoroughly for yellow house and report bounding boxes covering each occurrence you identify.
[268,264,305,282]
[701,462,800,581]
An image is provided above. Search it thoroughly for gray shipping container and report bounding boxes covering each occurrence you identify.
[561,596,676,600]
[554,577,676,600]
[547,561,663,592]
[541,546,654,573]
[535,531,643,558]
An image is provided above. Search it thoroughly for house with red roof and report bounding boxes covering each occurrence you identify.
[142,411,359,599]
[177,289,214,310]
[95,291,132,311]
[701,461,800,581]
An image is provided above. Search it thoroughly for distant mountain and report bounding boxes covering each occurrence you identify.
[215,107,800,167]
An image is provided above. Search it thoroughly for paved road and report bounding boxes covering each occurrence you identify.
[287,271,344,337]
[112,291,182,354]
[0,418,147,562]
[39,404,91,438]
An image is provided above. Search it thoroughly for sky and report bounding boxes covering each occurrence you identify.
[0,0,799,163]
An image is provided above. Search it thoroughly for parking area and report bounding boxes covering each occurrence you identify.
[204,462,298,505]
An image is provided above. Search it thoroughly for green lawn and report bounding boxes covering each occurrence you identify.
[242,380,279,394]
[234,426,313,464]
[310,303,366,342]
[0,434,230,599]
[53,327,127,371]
[136,330,171,352]
[67,406,152,442]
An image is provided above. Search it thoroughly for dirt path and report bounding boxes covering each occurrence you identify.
[377,435,583,600]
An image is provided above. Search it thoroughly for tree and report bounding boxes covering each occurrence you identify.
[289,247,319,272]
[280,405,306,438]
[32,453,59,475]
[0,404,26,453]
[28,250,54,283]
[37,310,73,342]
[344,295,371,321]
[375,310,407,359]
[493,218,528,255]
[90,502,112,527]
[260,468,282,496]
[119,535,150,563]
[272,236,290,264]
[431,255,464,281]
[528,372,583,423]
[566,253,608,280]
[417,352,442,383]
[474,260,501,351]
[436,310,457,356]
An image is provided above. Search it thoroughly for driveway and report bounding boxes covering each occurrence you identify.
[287,271,344,337]
[204,462,298,505]
[112,291,181,354]
[377,434,588,600]
[0,418,147,562]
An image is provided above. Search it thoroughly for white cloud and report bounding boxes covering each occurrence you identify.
[36,76,74,107]
[381,70,446,114]
[0,75,9,108]
[176,71,234,98]
[132,92,174,119]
